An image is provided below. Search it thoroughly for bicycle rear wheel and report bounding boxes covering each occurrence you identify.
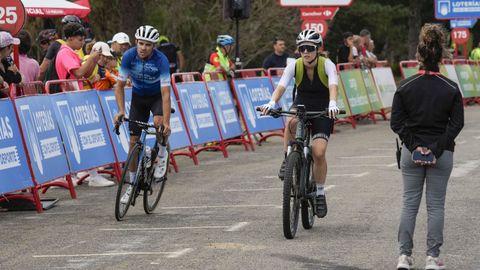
[301,157,315,229]
[283,151,301,239]
[143,147,169,214]
[115,144,141,221]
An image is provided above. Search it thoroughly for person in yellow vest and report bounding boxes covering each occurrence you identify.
[204,35,235,79]
[469,42,480,60]
[39,15,85,81]
[260,29,339,219]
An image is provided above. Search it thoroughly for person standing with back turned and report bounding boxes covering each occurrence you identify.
[391,24,464,270]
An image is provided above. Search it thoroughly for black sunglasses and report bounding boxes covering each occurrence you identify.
[298,45,317,53]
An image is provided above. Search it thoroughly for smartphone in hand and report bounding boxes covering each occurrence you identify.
[412,150,435,163]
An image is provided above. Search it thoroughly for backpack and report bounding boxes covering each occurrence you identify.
[43,47,70,94]
[292,56,329,100]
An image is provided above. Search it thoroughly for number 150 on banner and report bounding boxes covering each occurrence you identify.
[302,20,328,38]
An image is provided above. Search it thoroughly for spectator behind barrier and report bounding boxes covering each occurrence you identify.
[262,36,289,70]
[203,35,236,77]
[39,15,84,81]
[336,31,354,64]
[391,23,464,270]
[91,42,118,90]
[366,39,378,67]
[0,31,22,98]
[469,42,480,60]
[157,35,185,74]
[37,29,58,62]
[18,30,40,83]
[110,32,131,70]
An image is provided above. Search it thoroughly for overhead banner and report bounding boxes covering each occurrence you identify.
[15,95,70,184]
[231,78,284,133]
[175,82,222,146]
[370,67,397,108]
[0,98,32,194]
[50,91,116,172]
[339,69,372,115]
[454,64,478,98]
[206,80,243,139]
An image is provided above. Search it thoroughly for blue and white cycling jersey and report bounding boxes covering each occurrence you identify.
[118,47,171,96]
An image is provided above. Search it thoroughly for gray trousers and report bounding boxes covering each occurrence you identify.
[398,147,453,257]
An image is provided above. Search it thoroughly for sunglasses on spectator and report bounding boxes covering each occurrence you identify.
[298,45,317,53]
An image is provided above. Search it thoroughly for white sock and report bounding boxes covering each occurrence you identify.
[159,145,167,158]
[129,172,136,181]
[316,184,325,196]
[89,169,98,178]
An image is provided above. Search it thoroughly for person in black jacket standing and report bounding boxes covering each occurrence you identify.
[391,24,464,270]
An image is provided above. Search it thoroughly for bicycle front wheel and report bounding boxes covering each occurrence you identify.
[143,147,169,214]
[283,151,302,239]
[115,144,141,221]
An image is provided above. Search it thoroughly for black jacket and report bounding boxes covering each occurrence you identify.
[390,71,464,158]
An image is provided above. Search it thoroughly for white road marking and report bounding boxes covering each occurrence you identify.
[451,160,480,178]
[33,251,178,258]
[160,204,280,210]
[474,136,480,140]
[165,248,193,259]
[387,163,398,167]
[457,140,467,145]
[368,148,393,151]
[99,225,229,231]
[262,175,279,179]
[223,188,281,192]
[324,185,336,191]
[338,155,392,159]
[225,222,250,232]
[329,172,369,178]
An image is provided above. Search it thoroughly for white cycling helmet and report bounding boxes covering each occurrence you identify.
[296,29,322,46]
[135,25,159,43]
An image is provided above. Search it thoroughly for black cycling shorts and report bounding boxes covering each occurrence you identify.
[129,92,163,136]
[289,105,334,142]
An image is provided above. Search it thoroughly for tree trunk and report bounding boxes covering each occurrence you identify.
[119,0,145,41]
[408,0,422,59]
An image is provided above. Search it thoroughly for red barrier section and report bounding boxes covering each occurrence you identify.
[10,81,46,97]
[399,60,419,80]
[171,72,229,164]
[203,71,250,151]
[44,79,121,189]
[232,68,283,149]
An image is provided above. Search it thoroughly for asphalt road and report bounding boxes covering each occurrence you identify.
[1,106,479,270]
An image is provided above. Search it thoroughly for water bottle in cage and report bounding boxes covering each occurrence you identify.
[145,146,152,168]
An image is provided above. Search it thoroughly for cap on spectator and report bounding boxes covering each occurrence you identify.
[112,32,131,45]
[0,31,20,48]
[92,42,114,57]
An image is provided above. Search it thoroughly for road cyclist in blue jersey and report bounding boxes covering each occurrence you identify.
[114,25,172,204]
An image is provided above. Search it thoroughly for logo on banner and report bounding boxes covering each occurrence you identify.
[238,84,257,128]
[19,105,43,174]
[104,96,129,153]
[209,86,227,134]
[0,116,21,170]
[56,101,81,164]
[180,89,199,139]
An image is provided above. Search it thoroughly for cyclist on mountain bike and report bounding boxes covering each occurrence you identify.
[260,29,339,218]
[113,25,171,202]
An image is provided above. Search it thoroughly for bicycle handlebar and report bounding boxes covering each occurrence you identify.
[113,108,176,135]
[255,107,346,119]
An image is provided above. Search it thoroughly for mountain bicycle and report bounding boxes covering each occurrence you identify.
[258,105,345,239]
